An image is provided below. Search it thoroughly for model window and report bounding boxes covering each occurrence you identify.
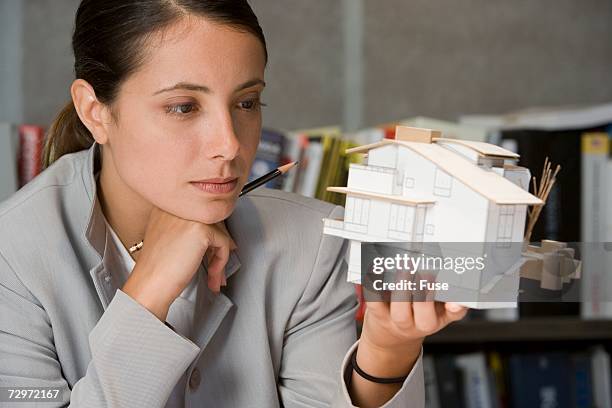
[414,206,427,240]
[347,197,370,226]
[389,203,410,232]
[405,176,415,189]
[497,205,515,244]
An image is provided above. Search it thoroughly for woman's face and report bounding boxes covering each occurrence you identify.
[106,16,266,224]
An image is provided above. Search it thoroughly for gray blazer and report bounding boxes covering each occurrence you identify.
[0,142,424,407]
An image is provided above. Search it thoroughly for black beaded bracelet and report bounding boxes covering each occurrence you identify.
[349,346,408,384]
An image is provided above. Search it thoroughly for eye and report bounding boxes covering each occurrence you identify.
[238,98,267,112]
[166,103,198,117]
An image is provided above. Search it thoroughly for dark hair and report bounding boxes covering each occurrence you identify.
[42,0,267,169]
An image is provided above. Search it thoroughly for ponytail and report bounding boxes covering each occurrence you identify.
[42,101,94,170]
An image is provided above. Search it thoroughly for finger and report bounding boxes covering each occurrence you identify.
[440,302,469,326]
[412,301,439,334]
[207,244,230,293]
[205,246,216,266]
[215,222,237,250]
[363,276,390,317]
[389,295,414,331]
[416,271,437,303]
[364,298,389,317]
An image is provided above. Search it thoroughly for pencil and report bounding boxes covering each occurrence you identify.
[239,161,299,197]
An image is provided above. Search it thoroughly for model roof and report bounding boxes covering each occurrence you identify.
[433,138,520,159]
[344,139,543,205]
[327,187,436,206]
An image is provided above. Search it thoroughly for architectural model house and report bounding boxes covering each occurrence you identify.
[323,125,544,309]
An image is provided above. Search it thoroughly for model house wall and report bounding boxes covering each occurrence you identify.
[396,145,491,243]
[503,166,531,191]
[347,163,395,195]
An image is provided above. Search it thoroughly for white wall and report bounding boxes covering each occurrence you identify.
[3,1,612,130]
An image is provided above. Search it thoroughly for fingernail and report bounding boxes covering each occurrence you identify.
[221,275,227,286]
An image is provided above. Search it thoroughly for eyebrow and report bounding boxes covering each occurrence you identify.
[152,78,266,96]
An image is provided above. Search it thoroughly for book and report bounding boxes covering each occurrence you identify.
[281,131,308,193]
[591,346,612,408]
[314,132,341,201]
[281,126,341,197]
[424,355,441,408]
[434,355,466,408]
[580,132,612,319]
[299,137,323,197]
[487,352,508,408]
[17,125,45,188]
[508,353,571,408]
[248,128,285,189]
[330,138,362,206]
[455,353,493,408]
[570,353,593,408]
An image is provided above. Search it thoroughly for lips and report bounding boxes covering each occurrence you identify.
[190,178,238,194]
[192,177,238,184]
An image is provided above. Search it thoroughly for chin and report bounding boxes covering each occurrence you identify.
[193,199,236,224]
[158,185,239,224]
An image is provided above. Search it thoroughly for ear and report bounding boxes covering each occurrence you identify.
[70,79,114,145]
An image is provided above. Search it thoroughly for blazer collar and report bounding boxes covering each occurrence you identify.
[79,142,242,308]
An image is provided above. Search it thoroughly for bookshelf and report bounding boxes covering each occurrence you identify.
[425,317,612,344]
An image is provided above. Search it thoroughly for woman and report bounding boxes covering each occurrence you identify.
[0,1,467,407]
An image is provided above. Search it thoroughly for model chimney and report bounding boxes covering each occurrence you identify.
[394,125,440,143]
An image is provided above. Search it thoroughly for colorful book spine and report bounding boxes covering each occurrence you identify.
[17,125,45,187]
[248,128,285,189]
[580,132,611,319]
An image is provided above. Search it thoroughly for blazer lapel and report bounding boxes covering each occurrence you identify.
[86,188,116,310]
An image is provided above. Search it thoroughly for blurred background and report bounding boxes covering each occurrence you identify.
[1,1,612,407]
[2,0,612,128]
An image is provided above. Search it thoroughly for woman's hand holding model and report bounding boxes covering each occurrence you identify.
[122,206,236,322]
[352,288,468,407]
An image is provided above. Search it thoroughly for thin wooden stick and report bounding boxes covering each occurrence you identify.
[538,157,548,196]
[524,160,561,243]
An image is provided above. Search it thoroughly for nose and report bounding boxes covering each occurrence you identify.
[208,110,241,161]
